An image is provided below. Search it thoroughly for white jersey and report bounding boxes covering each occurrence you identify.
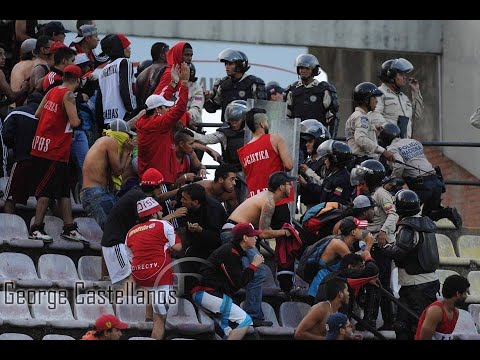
[99,58,137,125]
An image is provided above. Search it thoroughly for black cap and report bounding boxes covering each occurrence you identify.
[268,171,296,191]
[43,21,70,36]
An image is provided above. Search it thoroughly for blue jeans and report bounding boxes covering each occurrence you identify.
[70,130,89,188]
[80,186,117,230]
[221,229,266,320]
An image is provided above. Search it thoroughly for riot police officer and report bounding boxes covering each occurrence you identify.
[298,120,330,209]
[312,140,354,205]
[383,189,440,340]
[379,123,462,228]
[193,100,249,201]
[368,58,424,139]
[285,54,340,138]
[350,159,398,330]
[345,82,395,164]
[204,48,266,122]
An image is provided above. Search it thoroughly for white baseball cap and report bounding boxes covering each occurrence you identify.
[145,94,175,110]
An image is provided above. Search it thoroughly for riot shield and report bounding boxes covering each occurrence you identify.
[244,99,301,219]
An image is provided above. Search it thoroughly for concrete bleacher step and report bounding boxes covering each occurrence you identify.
[240,301,295,339]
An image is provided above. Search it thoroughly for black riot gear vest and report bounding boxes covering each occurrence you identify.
[394,216,439,275]
[288,81,339,125]
[218,75,266,122]
[217,126,245,171]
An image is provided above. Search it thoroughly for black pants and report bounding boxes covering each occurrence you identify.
[407,177,450,220]
[395,279,440,340]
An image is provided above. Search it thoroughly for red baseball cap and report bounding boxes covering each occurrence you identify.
[232,223,262,240]
[63,64,83,79]
[141,168,165,186]
[117,34,131,49]
[95,314,128,331]
[49,41,67,54]
[339,216,368,235]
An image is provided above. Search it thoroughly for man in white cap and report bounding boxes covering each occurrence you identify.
[136,62,190,183]
[125,196,182,339]
[80,119,135,230]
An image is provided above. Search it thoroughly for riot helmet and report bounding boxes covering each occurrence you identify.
[224,100,248,123]
[300,119,331,147]
[378,123,401,147]
[295,54,321,76]
[379,58,414,83]
[317,140,353,168]
[189,62,198,82]
[350,159,385,189]
[353,82,383,110]
[218,48,250,73]
[394,189,421,217]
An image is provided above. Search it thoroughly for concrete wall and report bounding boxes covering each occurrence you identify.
[442,20,480,179]
[45,20,442,53]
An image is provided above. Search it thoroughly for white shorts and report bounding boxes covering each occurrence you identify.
[141,284,175,315]
[102,244,132,284]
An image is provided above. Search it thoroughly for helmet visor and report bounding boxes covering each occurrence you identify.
[316,139,334,158]
[296,54,319,69]
[350,165,372,186]
[218,48,243,63]
[391,58,413,74]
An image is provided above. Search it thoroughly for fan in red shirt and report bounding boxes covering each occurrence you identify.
[125,197,182,340]
[30,64,86,243]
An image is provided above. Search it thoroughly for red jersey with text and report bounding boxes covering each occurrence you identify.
[125,219,179,287]
[31,86,73,162]
[414,301,459,340]
[237,134,293,205]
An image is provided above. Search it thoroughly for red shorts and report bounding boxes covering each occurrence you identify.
[4,160,35,205]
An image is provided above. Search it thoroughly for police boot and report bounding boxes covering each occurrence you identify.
[356,285,380,331]
[377,296,395,331]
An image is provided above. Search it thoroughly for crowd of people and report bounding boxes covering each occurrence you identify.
[0,20,470,340]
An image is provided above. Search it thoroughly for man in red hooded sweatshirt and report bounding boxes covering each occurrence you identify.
[153,42,193,126]
[136,63,190,186]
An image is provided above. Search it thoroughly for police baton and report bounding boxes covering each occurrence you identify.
[377,283,419,321]
[393,159,436,177]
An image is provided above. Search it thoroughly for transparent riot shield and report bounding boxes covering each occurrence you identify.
[244,99,301,220]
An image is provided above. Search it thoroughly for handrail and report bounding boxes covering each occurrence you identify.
[200,123,480,185]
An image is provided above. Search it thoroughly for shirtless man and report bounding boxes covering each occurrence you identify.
[197,163,239,214]
[220,171,297,328]
[80,119,135,230]
[294,277,350,340]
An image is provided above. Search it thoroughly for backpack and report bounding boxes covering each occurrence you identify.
[296,235,336,283]
[301,202,344,243]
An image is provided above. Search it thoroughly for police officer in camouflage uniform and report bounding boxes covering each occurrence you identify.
[285,54,340,138]
[379,123,462,229]
[368,58,424,139]
[204,49,266,123]
[345,82,395,165]
[351,159,398,330]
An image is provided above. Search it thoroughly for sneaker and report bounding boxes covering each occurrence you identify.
[449,208,462,229]
[61,223,87,242]
[29,229,53,243]
[252,319,273,327]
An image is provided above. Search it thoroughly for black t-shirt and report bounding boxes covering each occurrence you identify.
[101,187,145,247]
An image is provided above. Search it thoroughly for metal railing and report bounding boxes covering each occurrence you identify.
[201,121,480,186]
